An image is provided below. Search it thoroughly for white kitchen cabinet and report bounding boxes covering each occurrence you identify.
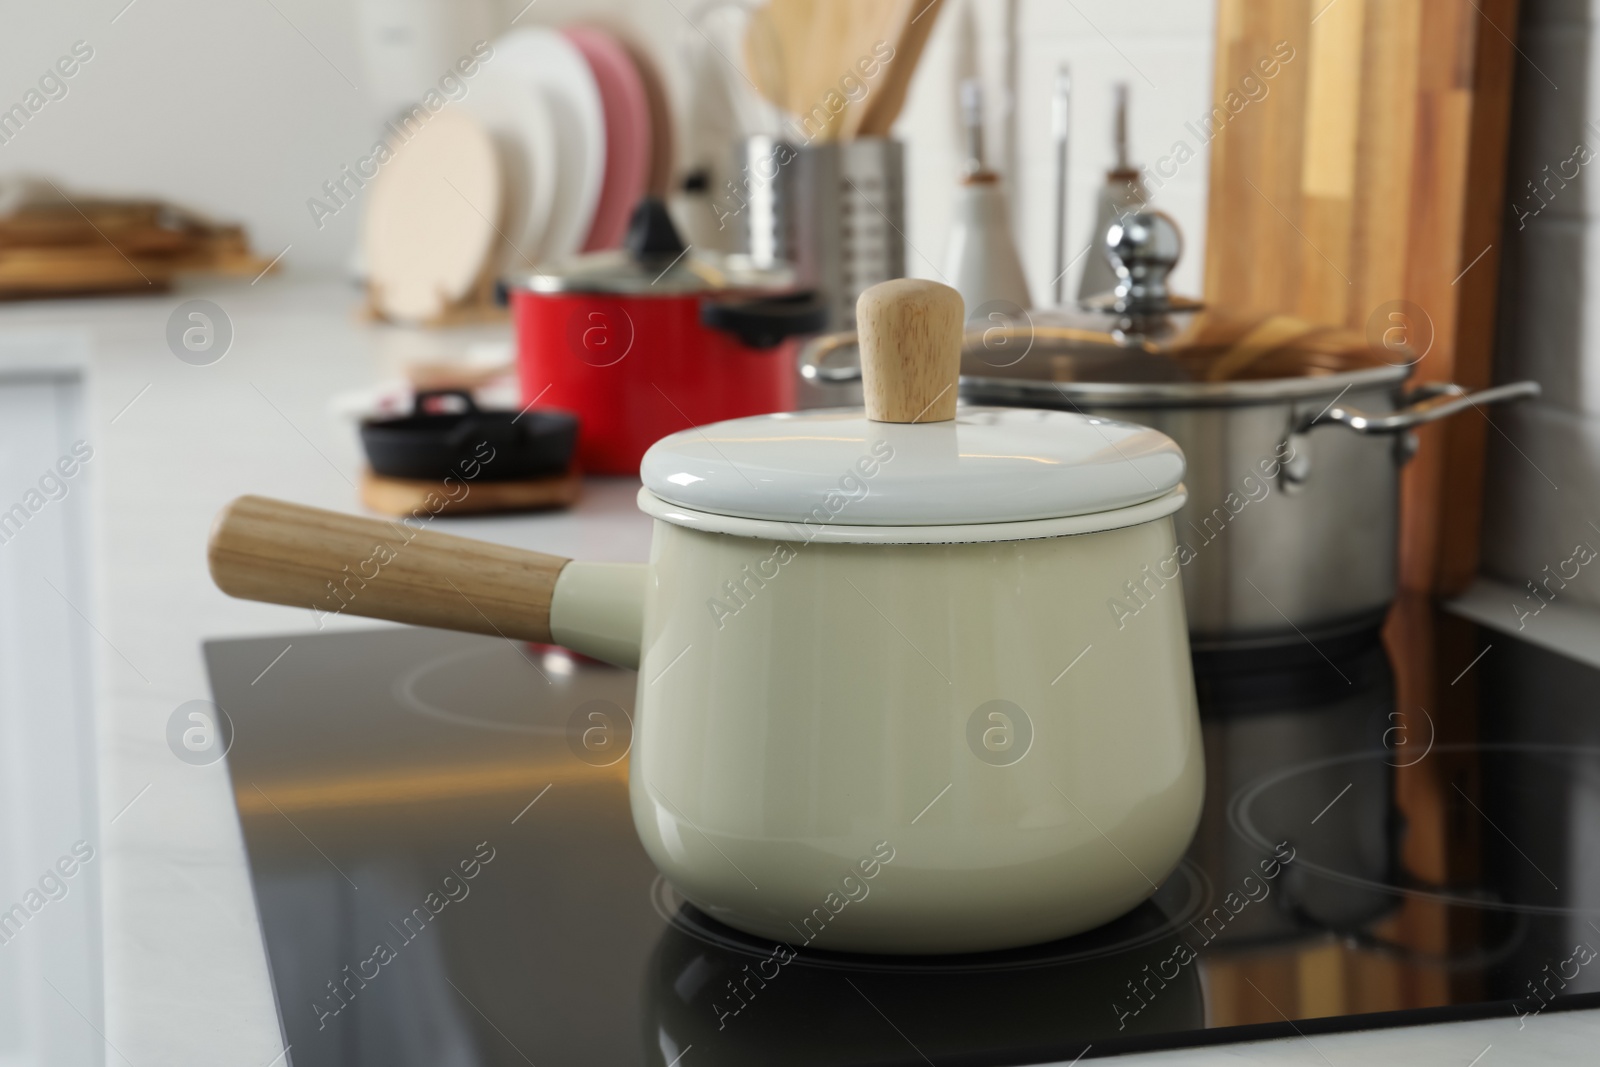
[0,334,103,1067]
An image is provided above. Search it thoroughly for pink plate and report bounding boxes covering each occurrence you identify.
[564,26,652,251]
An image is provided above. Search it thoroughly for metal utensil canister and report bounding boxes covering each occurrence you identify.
[737,136,906,328]
[734,136,905,404]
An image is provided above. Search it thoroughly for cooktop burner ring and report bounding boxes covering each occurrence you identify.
[391,642,575,735]
[1230,741,1600,918]
[647,859,1212,974]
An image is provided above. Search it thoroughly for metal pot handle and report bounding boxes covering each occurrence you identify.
[798,331,863,383]
[1280,379,1540,491]
[1293,379,1540,436]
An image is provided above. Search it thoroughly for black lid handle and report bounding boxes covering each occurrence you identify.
[700,292,829,350]
[624,198,686,260]
[413,389,479,415]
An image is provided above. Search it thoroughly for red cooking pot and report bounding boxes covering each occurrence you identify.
[509,199,827,474]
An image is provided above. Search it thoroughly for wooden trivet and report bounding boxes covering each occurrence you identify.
[360,467,581,517]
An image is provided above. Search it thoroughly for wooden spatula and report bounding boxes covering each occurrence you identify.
[856,0,945,137]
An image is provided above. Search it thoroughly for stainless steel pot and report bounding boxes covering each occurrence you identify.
[959,355,1537,647]
[801,213,1540,647]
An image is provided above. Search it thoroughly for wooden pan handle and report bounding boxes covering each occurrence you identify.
[208,495,570,642]
[857,278,964,423]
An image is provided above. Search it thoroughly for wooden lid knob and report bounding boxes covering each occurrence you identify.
[857,278,964,423]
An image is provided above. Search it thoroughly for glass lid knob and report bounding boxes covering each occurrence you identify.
[1104,210,1183,314]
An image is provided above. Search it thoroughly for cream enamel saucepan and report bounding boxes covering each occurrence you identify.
[209,279,1203,954]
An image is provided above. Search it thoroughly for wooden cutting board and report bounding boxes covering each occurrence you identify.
[1202,0,1520,599]
[0,197,272,297]
[1199,0,1520,1024]
[363,107,504,325]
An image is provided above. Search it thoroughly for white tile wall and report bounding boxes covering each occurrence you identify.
[1482,0,1600,608]
[1497,217,1600,414]
[1481,403,1600,605]
[1504,26,1600,231]
[1521,0,1593,26]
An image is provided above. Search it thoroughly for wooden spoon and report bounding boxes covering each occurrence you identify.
[741,4,789,116]
[744,0,906,142]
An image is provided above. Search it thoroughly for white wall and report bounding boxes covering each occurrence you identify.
[0,1,377,268]
[0,0,1214,301]
[1481,0,1600,612]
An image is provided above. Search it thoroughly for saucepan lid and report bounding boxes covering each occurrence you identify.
[641,280,1185,530]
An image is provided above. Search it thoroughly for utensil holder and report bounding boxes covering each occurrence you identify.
[736,136,906,332]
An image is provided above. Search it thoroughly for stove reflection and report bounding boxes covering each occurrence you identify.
[1186,622,1600,1026]
[1193,628,1400,946]
[642,889,1206,1066]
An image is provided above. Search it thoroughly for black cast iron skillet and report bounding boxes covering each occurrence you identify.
[359,390,578,482]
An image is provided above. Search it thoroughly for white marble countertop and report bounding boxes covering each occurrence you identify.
[1,270,1595,1064]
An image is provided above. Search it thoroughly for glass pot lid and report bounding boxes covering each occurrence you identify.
[961,306,1410,386]
[958,210,1414,402]
[797,213,1416,409]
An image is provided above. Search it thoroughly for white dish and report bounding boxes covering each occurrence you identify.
[492,27,606,263]
[458,64,559,271]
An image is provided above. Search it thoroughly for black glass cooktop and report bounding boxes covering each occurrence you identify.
[205,610,1600,1066]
